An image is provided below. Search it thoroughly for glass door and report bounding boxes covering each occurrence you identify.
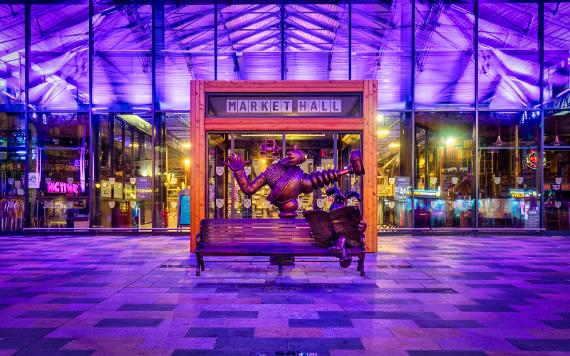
[0,150,26,231]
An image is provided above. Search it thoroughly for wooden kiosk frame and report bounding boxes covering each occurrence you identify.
[190,80,378,253]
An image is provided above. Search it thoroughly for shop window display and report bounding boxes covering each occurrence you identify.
[158,113,191,229]
[28,113,89,229]
[0,150,25,231]
[377,112,412,228]
[0,113,25,147]
[544,111,570,230]
[414,112,475,228]
[93,114,153,228]
[478,111,540,228]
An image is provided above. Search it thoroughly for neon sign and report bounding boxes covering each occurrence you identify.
[47,182,82,195]
[526,149,545,170]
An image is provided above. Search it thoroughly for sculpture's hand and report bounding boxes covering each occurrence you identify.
[357,220,367,233]
[224,153,251,172]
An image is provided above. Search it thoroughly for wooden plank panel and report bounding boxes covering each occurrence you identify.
[204,80,365,93]
[190,80,206,253]
[205,119,364,132]
[363,80,378,253]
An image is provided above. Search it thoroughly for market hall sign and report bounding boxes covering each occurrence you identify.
[206,93,362,118]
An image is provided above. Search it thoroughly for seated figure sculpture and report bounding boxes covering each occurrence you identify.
[224,144,366,268]
[224,144,365,218]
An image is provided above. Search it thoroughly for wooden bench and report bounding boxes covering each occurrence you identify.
[195,219,366,276]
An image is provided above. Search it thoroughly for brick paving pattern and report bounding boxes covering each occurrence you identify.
[0,234,569,355]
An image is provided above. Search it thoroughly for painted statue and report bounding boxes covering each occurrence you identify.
[224,144,365,218]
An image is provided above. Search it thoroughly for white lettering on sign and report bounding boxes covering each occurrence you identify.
[226,99,341,114]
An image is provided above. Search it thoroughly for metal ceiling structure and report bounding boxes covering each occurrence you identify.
[0,0,569,115]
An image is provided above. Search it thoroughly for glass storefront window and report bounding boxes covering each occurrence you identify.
[0,112,25,147]
[30,1,88,110]
[93,113,152,228]
[377,112,412,228]
[28,113,89,229]
[478,111,539,148]
[0,150,26,231]
[414,112,475,228]
[544,150,570,231]
[545,111,570,147]
[93,1,152,109]
[478,149,539,228]
[284,3,349,80]
[544,110,570,231]
[0,4,24,108]
[217,3,281,81]
[415,0,475,109]
[158,113,191,228]
[478,0,539,109]
[478,111,540,229]
[352,0,412,109]
[544,3,570,108]
[207,133,231,219]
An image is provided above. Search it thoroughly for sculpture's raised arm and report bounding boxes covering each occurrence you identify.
[224,153,267,194]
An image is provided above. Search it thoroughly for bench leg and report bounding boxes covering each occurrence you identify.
[358,254,365,277]
[278,259,283,277]
[200,255,205,271]
[195,254,201,276]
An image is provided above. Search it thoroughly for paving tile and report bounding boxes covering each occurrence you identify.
[408,351,488,356]
[94,318,163,327]
[17,311,83,319]
[289,318,353,327]
[198,311,259,318]
[118,304,176,311]
[47,298,105,304]
[0,328,55,338]
[507,338,570,351]
[453,305,516,312]
[185,327,255,337]
[413,320,482,329]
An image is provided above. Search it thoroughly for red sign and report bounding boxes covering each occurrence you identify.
[47,181,81,195]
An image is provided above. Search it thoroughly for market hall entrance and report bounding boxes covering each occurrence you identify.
[190,80,378,252]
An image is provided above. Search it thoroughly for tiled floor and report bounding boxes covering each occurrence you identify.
[1,234,570,355]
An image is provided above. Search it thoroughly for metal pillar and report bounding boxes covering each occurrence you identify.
[538,0,545,229]
[24,0,30,228]
[474,0,479,229]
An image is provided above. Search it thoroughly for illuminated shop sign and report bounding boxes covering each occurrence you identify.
[206,93,362,118]
[509,189,537,199]
[47,181,82,195]
[413,189,441,198]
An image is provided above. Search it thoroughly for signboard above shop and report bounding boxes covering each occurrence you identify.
[206,93,362,118]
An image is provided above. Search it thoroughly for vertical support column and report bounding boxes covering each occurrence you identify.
[280,0,285,80]
[190,81,206,252]
[474,0,479,230]
[363,80,378,252]
[230,132,235,219]
[348,0,352,80]
[214,0,218,80]
[24,0,31,228]
[88,0,95,228]
[410,0,416,230]
[152,0,166,228]
[24,3,31,229]
[538,0,545,230]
